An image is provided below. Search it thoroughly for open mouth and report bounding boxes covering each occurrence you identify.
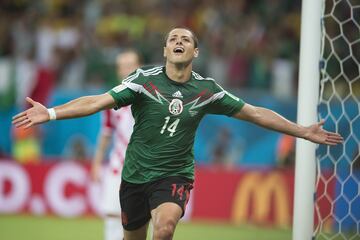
[173,47,184,53]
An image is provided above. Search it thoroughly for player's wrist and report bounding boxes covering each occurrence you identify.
[47,108,57,121]
[299,125,310,140]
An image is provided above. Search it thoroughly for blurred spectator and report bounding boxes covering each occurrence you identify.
[2,0,314,165]
[276,134,295,168]
[28,62,57,107]
[0,58,15,109]
[11,10,36,59]
[12,126,40,164]
[271,58,295,100]
[35,19,58,67]
[0,0,306,95]
[14,53,37,107]
[206,33,227,86]
[211,127,232,166]
[249,52,272,89]
[210,127,245,169]
[65,136,89,162]
[227,47,250,88]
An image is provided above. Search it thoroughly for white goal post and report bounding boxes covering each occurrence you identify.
[294,0,360,239]
[292,0,322,239]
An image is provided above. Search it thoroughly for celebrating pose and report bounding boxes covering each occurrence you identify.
[13,28,343,240]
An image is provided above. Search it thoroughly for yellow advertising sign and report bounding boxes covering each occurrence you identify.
[231,172,290,227]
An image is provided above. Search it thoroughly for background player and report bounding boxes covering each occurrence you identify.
[12,28,343,240]
[91,49,141,240]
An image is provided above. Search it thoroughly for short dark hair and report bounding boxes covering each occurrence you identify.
[164,27,199,48]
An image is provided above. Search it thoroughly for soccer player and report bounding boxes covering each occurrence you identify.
[13,28,343,240]
[91,49,140,240]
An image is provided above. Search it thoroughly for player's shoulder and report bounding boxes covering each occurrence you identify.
[191,70,222,89]
[192,70,216,83]
[123,65,163,83]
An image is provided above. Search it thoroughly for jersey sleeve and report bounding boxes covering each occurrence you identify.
[107,69,144,109]
[207,82,245,116]
[108,84,137,109]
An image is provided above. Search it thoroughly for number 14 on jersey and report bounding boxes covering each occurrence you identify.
[160,116,180,137]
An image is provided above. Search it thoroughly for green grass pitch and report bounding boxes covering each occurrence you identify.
[0,215,292,240]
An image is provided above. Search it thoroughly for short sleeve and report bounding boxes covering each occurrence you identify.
[108,69,145,109]
[207,82,245,116]
[108,83,137,109]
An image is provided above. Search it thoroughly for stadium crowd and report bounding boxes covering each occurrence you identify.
[0,0,302,110]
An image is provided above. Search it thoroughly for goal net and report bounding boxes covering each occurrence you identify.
[314,0,360,239]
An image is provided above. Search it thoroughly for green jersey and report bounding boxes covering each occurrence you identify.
[108,66,245,183]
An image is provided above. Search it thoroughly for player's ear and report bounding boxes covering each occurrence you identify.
[194,48,199,58]
[163,47,167,58]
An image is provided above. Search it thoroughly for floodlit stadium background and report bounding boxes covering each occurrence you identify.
[0,0,337,239]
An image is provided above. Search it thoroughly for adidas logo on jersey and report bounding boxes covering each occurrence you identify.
[172,91,183,98]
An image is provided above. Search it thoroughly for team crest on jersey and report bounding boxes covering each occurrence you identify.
[169,99,183,115]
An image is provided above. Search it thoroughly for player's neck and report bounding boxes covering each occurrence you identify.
[165,62,192,83]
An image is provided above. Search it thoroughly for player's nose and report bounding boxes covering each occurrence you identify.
[175,39,183,45]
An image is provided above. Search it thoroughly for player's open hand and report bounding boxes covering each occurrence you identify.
[12,97,50,129]
[304,120,343,145]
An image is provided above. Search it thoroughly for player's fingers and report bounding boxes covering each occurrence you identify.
[15,118,31,128]
[329,136,343,142]
[12,115,28,125]
[12,111,27,120]
[24,121,34,129]
[14,118,30,126]
[318,119,325,127]
[326,137,343,144]
[324,130,342,137]
[326,132,343,141]
[325,138,342,145]
[324,139,338,145]
[26,97,36,106]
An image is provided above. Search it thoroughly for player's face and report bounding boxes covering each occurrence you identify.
[163,28,199,65]
[117,52,140,79]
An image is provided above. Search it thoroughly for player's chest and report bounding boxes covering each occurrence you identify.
[140,80,212,119]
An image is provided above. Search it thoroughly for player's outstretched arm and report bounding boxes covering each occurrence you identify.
[233,103,343,145]
[12,93,116,129]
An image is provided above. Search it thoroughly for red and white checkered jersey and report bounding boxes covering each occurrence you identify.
[100,106,134,175]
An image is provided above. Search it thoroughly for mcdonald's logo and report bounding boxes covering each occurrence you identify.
[231,172,290,227]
